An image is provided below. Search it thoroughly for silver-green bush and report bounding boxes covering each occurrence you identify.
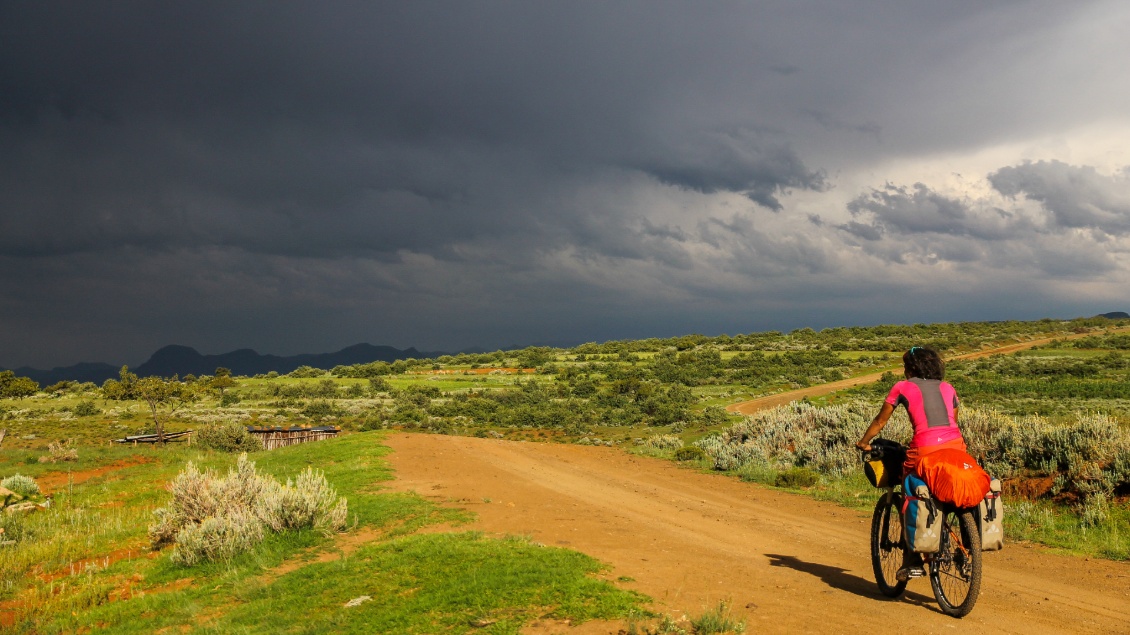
[1,474,40,498]
[702,398,1130,522]
[694,400,882,476]
[968,411,1130,501]
[262,468,349,534]
[149,454,347,565]
[172,508,266,566]
[1080,492,1110,527]
[642,434,683,450]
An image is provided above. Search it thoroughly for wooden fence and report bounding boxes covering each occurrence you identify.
[247,426,340,450]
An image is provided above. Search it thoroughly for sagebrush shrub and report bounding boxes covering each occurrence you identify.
[700,398,1130,515]
[694,400,877,475]
[1080,492,1110,528]
[39,440,78,463]
[150,454,347,564]
[1,474,40,498]
[267,468,349,534]
[172,507,265,566]
[973,411,1130,498]
[643,434,683,450]
[194,421,263,453]
[689,601,745,635]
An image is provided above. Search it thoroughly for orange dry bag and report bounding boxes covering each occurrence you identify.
[916,449,991,508]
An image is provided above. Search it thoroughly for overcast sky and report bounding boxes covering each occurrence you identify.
[3,1,1130,368]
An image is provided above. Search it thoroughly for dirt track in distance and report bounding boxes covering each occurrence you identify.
[725,328,1130,415]
[384,433,1130,634]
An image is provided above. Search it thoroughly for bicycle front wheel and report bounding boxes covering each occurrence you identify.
[929,509,982,617]
[870,493,906,598]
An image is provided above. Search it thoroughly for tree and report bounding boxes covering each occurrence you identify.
[136,376,183,443]
[103,366,198,443]
[0,371,39,398]
[102,365,139,400]
[517,347,554,369]
[210,367,236,398]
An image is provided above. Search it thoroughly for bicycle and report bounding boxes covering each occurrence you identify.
[862,439,982,618]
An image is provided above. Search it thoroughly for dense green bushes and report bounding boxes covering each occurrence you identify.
[194,421,263,452]
[947,351,1130,415]
[1067,333,1130,350]
[0,371,39,398]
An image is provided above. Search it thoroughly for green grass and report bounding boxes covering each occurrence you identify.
[198,533,644,634]
[50,531,644,635]
[1005,499,1130,560]
[1,433,647,633]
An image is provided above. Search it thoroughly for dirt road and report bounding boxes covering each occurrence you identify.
[384,433,1130,634]
[726,328,1130,415]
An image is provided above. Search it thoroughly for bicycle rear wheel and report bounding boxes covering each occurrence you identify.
[929,509,982,617]
[870,494,906,598]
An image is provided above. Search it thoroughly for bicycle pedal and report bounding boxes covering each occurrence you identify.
[896,566,926,582]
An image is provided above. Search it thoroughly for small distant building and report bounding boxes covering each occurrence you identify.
[246,425,340,450]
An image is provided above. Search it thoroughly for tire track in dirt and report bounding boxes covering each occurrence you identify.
[383,433,1130,634]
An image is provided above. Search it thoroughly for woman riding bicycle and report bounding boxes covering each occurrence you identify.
[856,345,967,579]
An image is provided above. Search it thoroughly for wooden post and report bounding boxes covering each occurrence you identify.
[0,428,6,448]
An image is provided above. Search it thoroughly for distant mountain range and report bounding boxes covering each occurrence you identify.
[5,313,1126,386]
[5,343,446,386]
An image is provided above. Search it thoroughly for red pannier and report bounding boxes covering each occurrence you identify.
[916,448,991,508]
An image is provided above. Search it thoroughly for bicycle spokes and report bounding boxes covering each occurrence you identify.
[929,510,982,617]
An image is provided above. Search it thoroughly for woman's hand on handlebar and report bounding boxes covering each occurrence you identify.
[856,439,872,452]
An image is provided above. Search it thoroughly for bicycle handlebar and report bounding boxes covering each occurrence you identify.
[859,438,906,463]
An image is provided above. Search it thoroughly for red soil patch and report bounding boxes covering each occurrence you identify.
[1,548,177,629]
[103,573,191,606]
[73,577,195,635]
[37,545,157,584]
[0,601,20,629]
[36,457,156,495]
[1003,474,1058,501]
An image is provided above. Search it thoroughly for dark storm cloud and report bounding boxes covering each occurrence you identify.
[0,1,830,264]
[632,129,828,211]
[843,183,1015,240]
[3,2,1129,368]
[989,160,1130,235]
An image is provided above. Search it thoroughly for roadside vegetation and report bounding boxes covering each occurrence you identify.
[1,315,1128,630]
[0,435,644,633]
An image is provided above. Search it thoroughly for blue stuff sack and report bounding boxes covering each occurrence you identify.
[902,473,941,553]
